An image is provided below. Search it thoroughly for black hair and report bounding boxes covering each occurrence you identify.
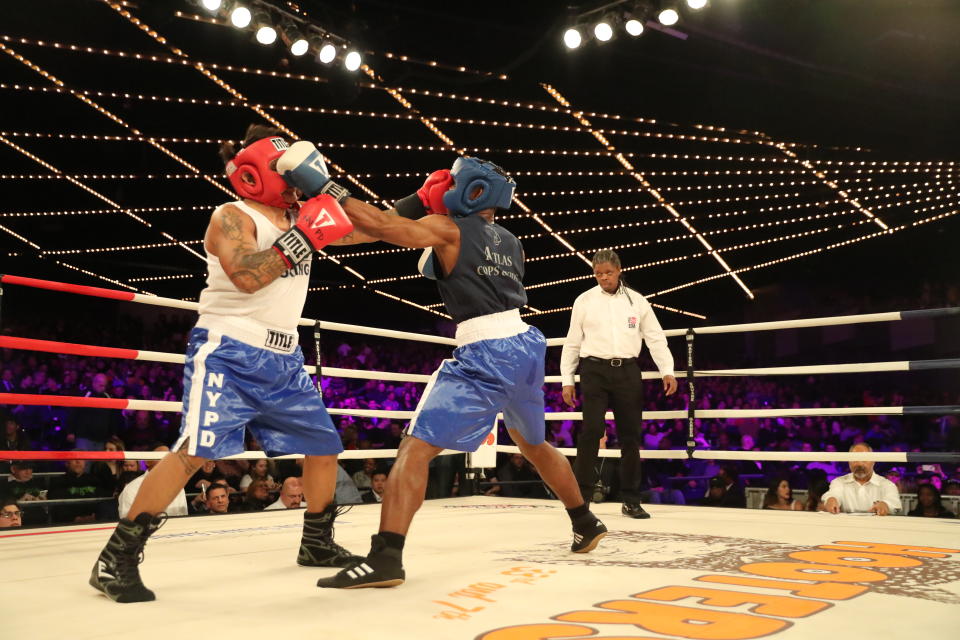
[206,482,230,496]
[218,123,286,166]
[762,477,791,508]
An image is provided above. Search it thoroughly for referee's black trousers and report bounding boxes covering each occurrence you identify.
[572,358,644,503]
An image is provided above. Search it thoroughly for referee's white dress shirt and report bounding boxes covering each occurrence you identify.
[560,284,675,387]
[821,472,902,513]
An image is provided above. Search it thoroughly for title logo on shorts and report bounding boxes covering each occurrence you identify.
[265,329,295,351]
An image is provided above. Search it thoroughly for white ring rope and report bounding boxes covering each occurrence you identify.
[4,335,956,384]
[690,451,929,462]
[3,275,956,346]
[495,445,687,459]
[4,395,952,421]
[6,449,957,463]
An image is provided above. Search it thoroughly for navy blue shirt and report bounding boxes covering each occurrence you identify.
[436,215,527,323]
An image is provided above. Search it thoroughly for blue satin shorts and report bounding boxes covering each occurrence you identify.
[408,326,547,451]
[174,328,343,459]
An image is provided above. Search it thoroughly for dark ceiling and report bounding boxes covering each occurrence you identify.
[1,0,958,336]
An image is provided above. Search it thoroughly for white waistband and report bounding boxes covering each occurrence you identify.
[196,315,299,354]
[455,309,527,347]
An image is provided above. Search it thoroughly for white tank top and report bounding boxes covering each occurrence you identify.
[197,201,309,352]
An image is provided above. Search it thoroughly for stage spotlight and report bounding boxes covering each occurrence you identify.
[230,5,251,28]
[282,23,308,55]
[563,27,582,49]
[318,43,337,64]
[344,50,362,71]
[253,10,276,44]
[658,9,679,26]
[625,19,644,36]
[290,37,308,55]
[594,21,613,42]
[200,0,222,11]
[256,25,277,44]
[687,0,708,9]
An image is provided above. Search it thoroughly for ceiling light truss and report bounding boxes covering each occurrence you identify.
[105,2,465,320]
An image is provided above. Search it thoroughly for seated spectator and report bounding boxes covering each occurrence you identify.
[199,482,231,514]
[362,470,387,504]
[908,483,956,518]
[487,454,547,499]
[546,420,574,448]
[241,479,272,512]
[69,373,121,452]
[188,459,225,494]
[214,459,246,492]
[239,459,278,492]
[335,463,363,505]
[717,465,746,508]
[762,478,804,511]
[352,458,377,491]
[2,461,45,505]
[944,480,960,496]
[118,445,188,518]
[702,477,727,507]
[0,499,22,529]
[1,415,31,474]
[884,468,903,492]
[265,477,304,510]
[90,436,126,497]
[806,479,829,512]
[821,443,901,515]
[48,458,110,523]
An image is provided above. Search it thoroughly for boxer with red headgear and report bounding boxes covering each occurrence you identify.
[90,124,378,603]
[225,136,292,209]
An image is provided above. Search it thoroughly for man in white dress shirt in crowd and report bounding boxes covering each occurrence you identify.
[821,443,902,515]
[561,249,677,519]
[118,446,188,519]
[265,476,305,510]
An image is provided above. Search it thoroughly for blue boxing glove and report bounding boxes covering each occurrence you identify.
[277,141,351,203]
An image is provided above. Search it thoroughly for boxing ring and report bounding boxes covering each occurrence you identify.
[2,274,959,640]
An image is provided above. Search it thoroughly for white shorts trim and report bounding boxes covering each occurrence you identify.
[455,309,527,347]
[405,358,450,439]
[174,330,223,456]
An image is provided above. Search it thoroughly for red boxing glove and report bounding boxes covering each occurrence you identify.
[417,169,452,215]
[272,194,354,268]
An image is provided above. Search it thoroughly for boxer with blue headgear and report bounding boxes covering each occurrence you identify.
[442,156,516,216]
[313,157,607,590]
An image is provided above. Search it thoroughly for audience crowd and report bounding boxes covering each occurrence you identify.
[1,281,957,527]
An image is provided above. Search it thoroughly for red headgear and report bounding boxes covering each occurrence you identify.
[225,137,291,208]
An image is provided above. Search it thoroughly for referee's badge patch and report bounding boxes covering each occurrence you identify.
[627,316,637,328]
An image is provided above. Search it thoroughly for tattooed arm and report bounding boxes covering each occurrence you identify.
[206,205,290,294]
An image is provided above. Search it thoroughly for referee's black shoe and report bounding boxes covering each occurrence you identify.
[622,502,651,519]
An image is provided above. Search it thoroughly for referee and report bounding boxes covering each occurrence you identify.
[560,249,677,519]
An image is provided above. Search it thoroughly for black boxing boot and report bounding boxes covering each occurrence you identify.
[90,512,166,603]
[297,504,364,568]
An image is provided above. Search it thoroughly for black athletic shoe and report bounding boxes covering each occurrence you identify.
[622,502,651,519]
[571,512,607,553]
[316,534,405,589]
[297,504,364,568]
[90,512,166,603]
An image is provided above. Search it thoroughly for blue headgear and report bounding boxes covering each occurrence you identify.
[442,157,516,217]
